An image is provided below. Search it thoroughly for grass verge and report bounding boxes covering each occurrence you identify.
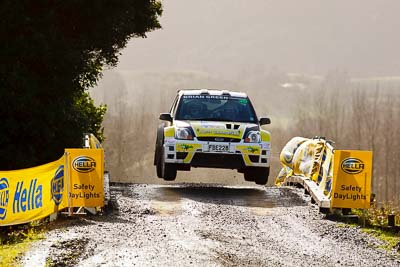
[351,205,400,254]
[361,227,400,252]
[327,205,400,253]
[0,223,45,267]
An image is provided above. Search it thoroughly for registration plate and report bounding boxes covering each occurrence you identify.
[208,144,229,152]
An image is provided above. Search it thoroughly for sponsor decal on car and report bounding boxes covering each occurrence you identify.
[261,143,270,150]
[165,138,176,145]
[199,124,225,129]
[246,147,259,153]
[180,144,194,151]
[197,129,241,136]
[182,95,229,100]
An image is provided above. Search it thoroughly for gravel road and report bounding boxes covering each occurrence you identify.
[23,183,399,267]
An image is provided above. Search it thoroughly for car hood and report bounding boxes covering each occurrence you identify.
[174,120,258,139]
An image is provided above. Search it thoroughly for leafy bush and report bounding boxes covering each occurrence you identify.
[353,203,400,227]
[0,1,162,169]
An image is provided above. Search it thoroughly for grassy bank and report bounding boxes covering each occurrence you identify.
[0,224,45,267]
[352,205,400,253]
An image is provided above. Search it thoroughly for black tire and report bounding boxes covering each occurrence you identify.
[154,125,164,178]
[163,164,177,181]
[244,167,269,185]
[156,154,163,178]
[161,146,177,181]
[244,171,255,181]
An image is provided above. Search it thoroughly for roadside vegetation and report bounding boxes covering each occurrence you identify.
[0,223,45,267]
[343,206,400,253]
[0,1,162,170]
[361,204,400,228]
[362,227,399,252]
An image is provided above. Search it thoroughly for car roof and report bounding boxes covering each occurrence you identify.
[178,89,247,98]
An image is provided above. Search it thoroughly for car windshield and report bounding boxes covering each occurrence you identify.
[175,95,257,123]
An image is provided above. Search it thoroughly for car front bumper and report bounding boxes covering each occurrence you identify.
[163,138,270,169]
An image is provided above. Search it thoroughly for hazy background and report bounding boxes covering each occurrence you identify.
[91,1,400,203]
[117,0,400,77]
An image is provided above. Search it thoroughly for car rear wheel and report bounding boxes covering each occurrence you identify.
[244,167,269,185]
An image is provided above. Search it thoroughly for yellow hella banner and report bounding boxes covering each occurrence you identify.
[0,149,104,226]
[0,157,67,226]
[65,149,104,207]
[331,150,373,209]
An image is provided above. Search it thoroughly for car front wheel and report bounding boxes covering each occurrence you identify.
[155,125,164,178]
[244,167,269,185]
[161,146,177,181]
[243,172,255,181]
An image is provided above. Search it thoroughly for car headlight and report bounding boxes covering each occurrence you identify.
[175,128,194,140]
[244,131,261,143]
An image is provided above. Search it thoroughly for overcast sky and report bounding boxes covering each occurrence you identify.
[116,0,400,77]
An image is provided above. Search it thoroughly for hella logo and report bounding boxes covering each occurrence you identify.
[0,177,10,220]
[72,156,96,173]
[51,166,64,205]
[341,158,365,175]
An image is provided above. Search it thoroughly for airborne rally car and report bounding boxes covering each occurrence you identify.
[154,89,271,184]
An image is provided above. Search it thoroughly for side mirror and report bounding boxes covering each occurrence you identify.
[159,113,173,122]
[259,117,271,125]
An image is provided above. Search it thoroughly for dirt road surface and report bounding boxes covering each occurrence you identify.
[23,184,399,267]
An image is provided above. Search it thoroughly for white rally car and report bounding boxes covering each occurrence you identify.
[154,89,271,184]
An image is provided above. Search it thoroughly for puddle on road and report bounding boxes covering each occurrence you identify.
[112,183,307,216]
[151,200,182,216]
[249,207,271,216]
[149,184,307,210]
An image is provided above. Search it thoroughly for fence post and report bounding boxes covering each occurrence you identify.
[362,172,367,227]
[388,214,395,227]
[65,151,72,216]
